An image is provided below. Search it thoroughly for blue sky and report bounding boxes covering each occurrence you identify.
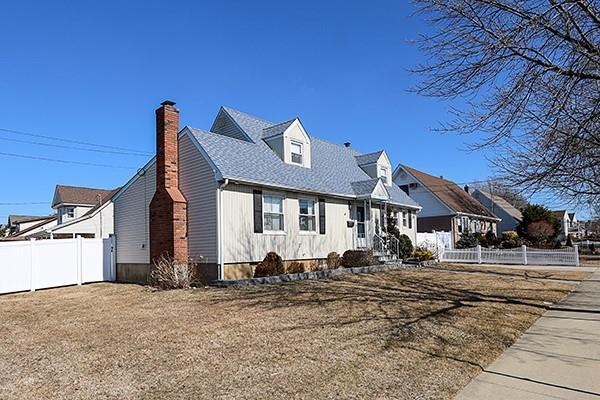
[0,1,570,221]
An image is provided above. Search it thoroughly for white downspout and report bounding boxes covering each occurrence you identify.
[217,178,229,281]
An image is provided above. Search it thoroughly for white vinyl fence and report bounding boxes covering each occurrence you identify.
[0,236,115,295]
[440,245,579,266]
[416,231,453,257]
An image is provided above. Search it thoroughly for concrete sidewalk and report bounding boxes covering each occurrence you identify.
[455,270,600,400]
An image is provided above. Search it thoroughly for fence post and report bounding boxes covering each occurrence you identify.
[476,245,482,264]
[522,245,528,265]
[29,238,36,292]
[574,244,580,267]
[77,235,83,285]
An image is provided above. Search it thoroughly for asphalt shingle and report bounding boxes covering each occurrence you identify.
[187,108,420,208]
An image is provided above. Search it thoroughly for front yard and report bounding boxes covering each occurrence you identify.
[0,264,591,400]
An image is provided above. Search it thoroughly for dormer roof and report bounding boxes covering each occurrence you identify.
[355,151,385,166]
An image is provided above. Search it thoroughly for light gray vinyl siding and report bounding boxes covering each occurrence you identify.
[211,111,248,142]
[179,134,219,264]
[114,162,156,264]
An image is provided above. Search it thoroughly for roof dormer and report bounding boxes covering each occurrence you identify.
[263,118,312,168]
[355,150,392,186]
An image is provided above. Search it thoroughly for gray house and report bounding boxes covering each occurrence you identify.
[471,189,522,234]
[113,102,421,282]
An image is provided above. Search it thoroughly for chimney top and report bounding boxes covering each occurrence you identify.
[344,142,351,148]
[439,175,444,180]
[161,100,176,107]
[464,185,470,193]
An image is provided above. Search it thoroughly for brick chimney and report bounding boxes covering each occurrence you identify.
[149,100,188,262]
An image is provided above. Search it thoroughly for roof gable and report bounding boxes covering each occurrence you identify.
[399,165,497,218]
[473,189,523,221]
[52,185,116,208]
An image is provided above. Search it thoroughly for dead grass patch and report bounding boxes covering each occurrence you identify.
[0,265,590,399]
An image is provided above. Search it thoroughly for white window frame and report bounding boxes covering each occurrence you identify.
[290,141,303,165]
[262,193,286,234]
[66,207,75,218]
[402,211,408,227]
[298,197,318,233]
[379,166,389,182]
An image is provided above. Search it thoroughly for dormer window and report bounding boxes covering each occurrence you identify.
[291,141,303,165]
[379,166,389,181]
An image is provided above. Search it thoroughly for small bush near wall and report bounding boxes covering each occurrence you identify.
[342,249,376,268]
[254,252,285,278]
[326,252,342,269]
[149,256,198,290]
[287,261,306,274]
[398,234,414,259]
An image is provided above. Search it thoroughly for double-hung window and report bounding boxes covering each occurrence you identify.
[263,195,284,232]
[402,211,408,227]
[299,199,316,232]
[66,207,75,218]
[291,142,303,165]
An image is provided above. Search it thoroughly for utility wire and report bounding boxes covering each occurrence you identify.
[0,136,151,157]
[0,151,136,170]
[0,202,49,206]
[0,127,153,156]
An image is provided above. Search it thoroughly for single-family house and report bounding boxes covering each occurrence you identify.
[113,101,421,282]
[392,165,499,245]
[471,189,522,233]
[553,210,583,240]
[47,185,119,239]
[5,215,57,239]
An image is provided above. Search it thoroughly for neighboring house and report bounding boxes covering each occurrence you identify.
[47,186,120,239]
[113,101,421,282]
[392,165,499,245]
[51,185,114,225]
[553,210,583,240]
[471,189,522,234]
[568,213,584,239]
[4,215,58,239]
[6,215,56,236]
[553,210,570,241]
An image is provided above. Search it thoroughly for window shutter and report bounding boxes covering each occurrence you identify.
[253,190,263,233]
[318,198,326,234]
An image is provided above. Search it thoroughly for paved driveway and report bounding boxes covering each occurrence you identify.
[455,269,600,399]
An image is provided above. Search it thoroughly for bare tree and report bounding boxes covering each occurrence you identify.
[413,0,600,207]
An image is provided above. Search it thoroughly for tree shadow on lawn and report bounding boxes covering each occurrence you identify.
[206,268,579,370]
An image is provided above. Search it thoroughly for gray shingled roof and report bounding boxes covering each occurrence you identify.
[351,179,381,197]
[262,119,296,139]
[187,108,420,208]
[355,151,383,166]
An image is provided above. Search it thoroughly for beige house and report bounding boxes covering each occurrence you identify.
[113,102,421,282]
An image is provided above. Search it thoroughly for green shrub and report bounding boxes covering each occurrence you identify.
[398,234,414,259]
[414,249,433,261]
[254,252,285,277]
[326,252,342,269]
[456,233,479,249]
[286,261,305,274]
[478,231,498,247]
[500,231,522,248]
[341,249,375,268]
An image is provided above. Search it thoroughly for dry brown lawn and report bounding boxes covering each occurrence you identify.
[0,264,591,400]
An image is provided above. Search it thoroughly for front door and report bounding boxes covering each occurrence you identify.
[357,205,366,248]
